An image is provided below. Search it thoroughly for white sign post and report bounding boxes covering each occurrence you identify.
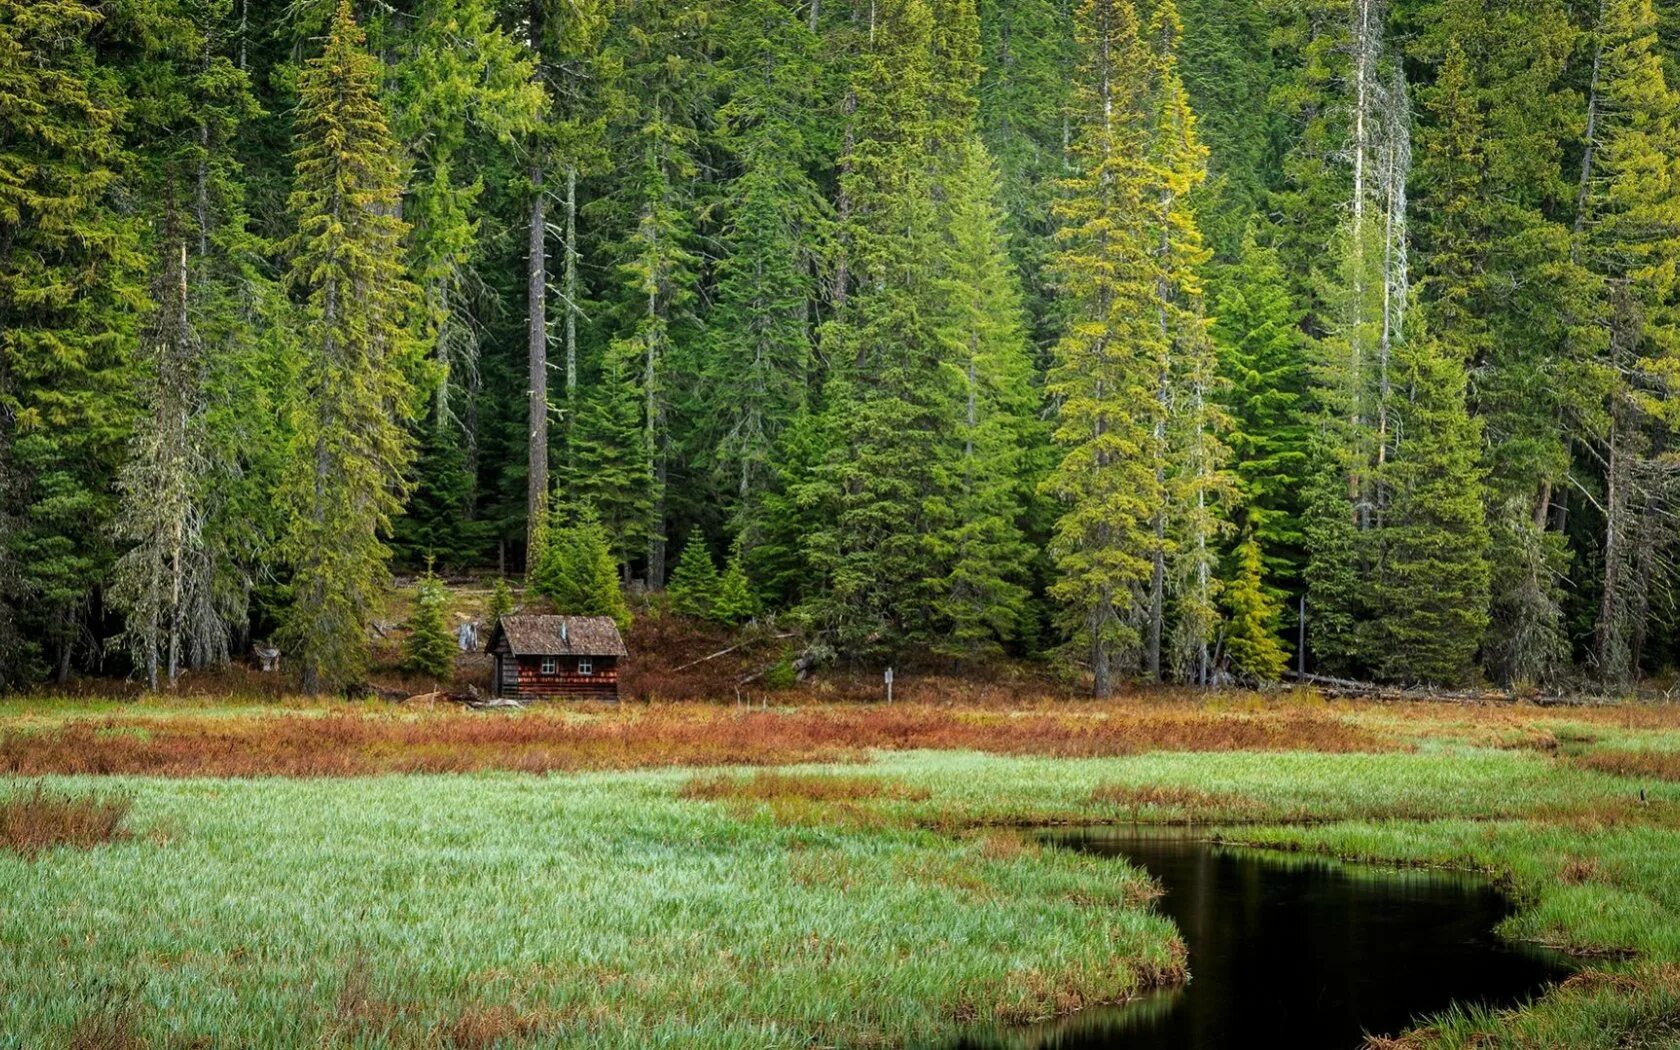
[884,666,894,704]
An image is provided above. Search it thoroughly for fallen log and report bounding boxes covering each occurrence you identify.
[1284,671,1611,706]
[671,632,797,672]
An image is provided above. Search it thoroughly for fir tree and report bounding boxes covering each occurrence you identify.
[0,0,144,686]
[402,569,456,681]
[1223,532,1288,682]
[486,576,515,627]
[667,535,721,619]
[531,503,633,631]
[1212,227,1311,588]
[714,537,758,626]
[277,0,417,693]
[935,138,1038,657]
[1369,334,1491,685]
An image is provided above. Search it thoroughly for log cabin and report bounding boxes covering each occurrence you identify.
[488,615,626,702]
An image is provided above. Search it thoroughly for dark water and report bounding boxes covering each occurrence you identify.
[956,828,1574,1050]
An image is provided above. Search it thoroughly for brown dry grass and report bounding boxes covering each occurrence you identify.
[1575,748,1680,782]
[0,783,132,857]
[0,702,1394,778]
[1088,782,1260,815]
[679,770,933,803]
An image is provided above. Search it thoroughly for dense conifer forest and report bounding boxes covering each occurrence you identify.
[3,0,1679,693]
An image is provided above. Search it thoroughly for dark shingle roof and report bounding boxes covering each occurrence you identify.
[495,615,627,657]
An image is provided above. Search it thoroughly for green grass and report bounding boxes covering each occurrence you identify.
[5,713,1680,1047]
[0,770,1180,1049]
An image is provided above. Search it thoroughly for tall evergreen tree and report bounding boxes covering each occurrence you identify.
[1369,333,1491,684]
[1576,0,1680,685]
[277,0,418,693]
[803,0,960,658]
[1044,0,1161,696]
[698,0,827,547]
[0,0,144,686]
[935,138,1038,656]
[1211,227,1310,590]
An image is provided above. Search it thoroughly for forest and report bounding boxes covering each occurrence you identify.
[3,0,1679,695]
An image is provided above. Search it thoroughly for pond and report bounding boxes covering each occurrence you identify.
[955,827,1575,1049]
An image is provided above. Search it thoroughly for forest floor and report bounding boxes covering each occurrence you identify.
[2,693,1680,1047]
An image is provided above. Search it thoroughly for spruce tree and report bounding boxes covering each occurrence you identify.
[277,0,417,694]
[1223,532,1288,682]
[402,570,456,681]
[667,535,721,619]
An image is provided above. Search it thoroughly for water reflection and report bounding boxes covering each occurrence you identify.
[955,828,1574,1050]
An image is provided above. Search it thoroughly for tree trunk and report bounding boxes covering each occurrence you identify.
[564,164,578,400]
[526,161,548,563]
[525,1,549,565]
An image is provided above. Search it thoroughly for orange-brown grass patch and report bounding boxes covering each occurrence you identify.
[1088,782,1260,816]
[0,783,132,857]
[0,701,1395,778]
[1575,748,1680,782]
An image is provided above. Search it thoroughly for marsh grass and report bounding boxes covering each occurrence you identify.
[9,697,1680,1047]
[0,782,131,857]
[1576,748,1680,782]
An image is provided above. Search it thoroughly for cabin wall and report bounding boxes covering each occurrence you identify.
[510,655,619,701]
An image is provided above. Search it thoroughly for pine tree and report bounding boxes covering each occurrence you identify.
[1223,532,1288,682]
[389,0,541,568]
[568,348,656,576]
[714,536,758,626]
[277,0,418,694]
[1043,0,1161,696]
[1301,444,1365,674]
[667,535,721,619]
[600,0,711,589]
[402,569,457,681]
[0,0,144,686]
[1149,2,1234,686]
[977,0,1076,353]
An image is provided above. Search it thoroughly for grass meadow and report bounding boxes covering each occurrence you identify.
[3,694,1680,1047]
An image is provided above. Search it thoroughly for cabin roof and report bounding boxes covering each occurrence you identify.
[492,614,627,657]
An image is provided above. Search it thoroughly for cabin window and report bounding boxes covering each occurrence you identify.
[540,656,557,675]
[578,656,593,676]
